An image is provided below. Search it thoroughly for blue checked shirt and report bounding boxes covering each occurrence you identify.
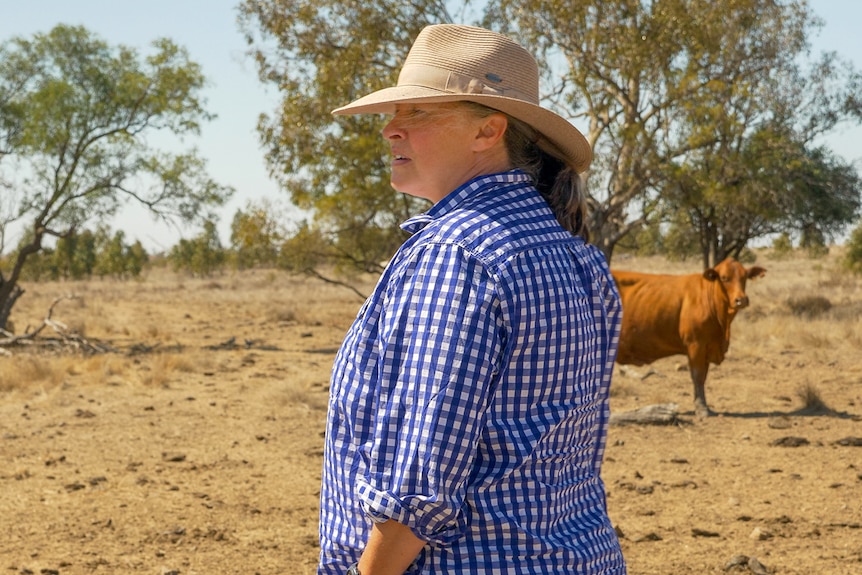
[319,171,626,574]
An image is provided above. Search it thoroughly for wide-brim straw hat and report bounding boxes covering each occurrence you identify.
[332,24,592,173]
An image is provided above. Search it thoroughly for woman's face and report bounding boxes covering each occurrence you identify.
[381,103,507,203]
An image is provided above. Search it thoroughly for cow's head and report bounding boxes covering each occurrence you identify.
[704,258,767,312]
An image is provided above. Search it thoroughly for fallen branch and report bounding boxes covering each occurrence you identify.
[302,268,367,301]
[610,403,682,426]
[204,336,282,352]
[0,294,116,354]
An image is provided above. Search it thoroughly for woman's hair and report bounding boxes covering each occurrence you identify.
[459,102,590,240]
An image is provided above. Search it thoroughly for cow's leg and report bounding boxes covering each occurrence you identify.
[688,358,714,417]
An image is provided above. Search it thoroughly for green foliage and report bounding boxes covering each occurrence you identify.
[168,220,226,276]
[17,248,58,282]
[238,0,452,278]
[737,247,758,264]
[655,83,861,266]
[771,233,794,259]
[614,222,665,258]
[488,0,861,262]
[16,226,149,281]
[126,241,148,278]
[0,24,232,329]
[93,230,149,279]
[240,0,862,273]
[277,223,333,274]
[843,222,862,275]
[230,200,284,269]
[661,222,701,263]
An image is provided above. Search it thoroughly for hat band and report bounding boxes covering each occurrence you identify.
[397,63,538,105]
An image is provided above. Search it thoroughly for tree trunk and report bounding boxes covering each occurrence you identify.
[0,278,24,332]
[0,227,43,331]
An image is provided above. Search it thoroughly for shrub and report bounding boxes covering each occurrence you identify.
[786,295,832,318]
[771,233,793,259]
[843,221,862,275]
[796,383,831,414]
[737,247,757,264]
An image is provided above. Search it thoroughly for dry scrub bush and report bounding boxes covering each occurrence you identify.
[279,384,329,412]
[0,355,72,391]
[0,354,140,392]
[137,353,198,387]
[795,382,831,414]
[267,306,299,324]
[796,329,832,349]
[786,295,832,318]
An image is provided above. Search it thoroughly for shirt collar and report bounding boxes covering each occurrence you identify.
[400,170,532,234]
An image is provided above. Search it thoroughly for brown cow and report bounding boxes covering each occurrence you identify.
[612,257,766,417]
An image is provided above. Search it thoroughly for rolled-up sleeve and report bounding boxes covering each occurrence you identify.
[355,241,504,545]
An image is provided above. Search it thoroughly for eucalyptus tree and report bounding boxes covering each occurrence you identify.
[240,0,861,273]
[0,25,233,330]
[665,127,861,266]
[238,0,463,278]
[230,199,285,269]
[485,0,862,263]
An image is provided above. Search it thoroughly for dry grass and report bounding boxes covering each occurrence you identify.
[0,355,68,391]
[2,249,861,575]
[1,266,372,394]
[136,352,199,387]
[2,248,860,395]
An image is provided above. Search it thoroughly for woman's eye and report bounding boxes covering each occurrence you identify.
[403,109,426,119]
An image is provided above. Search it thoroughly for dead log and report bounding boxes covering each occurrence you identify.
[610,403,681,426]
[0,294,115,354]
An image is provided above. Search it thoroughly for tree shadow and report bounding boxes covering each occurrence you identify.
[707,405,861,421]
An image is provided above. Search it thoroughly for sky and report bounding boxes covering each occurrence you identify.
[1,0,861,253]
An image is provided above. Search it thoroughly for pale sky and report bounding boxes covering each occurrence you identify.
[1,0,860,253]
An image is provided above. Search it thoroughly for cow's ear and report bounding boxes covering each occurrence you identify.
[747,266,767,279]
[703,269,719,281]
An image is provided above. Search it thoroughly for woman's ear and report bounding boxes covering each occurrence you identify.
[472,113,508,152]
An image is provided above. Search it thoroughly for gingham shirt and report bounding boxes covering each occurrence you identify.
[319,171,626,574]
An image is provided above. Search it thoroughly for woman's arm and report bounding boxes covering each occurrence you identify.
[357,520,427,575]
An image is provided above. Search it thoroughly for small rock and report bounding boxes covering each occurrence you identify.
[748,556,769,575]
[749,527,773,540]
[770,436,809,447]
[634,532,662,542]
[834,437,862,447]
[767,417,792,429]
[162,452,186,463]
[724,554,749,570]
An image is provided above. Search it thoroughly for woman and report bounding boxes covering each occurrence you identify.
[318,24,626,575]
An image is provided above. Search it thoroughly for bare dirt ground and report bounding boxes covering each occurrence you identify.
[1,251,861,574]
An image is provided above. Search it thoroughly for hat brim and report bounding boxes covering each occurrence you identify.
[332,86,592,173]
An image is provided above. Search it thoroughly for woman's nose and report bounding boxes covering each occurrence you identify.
[382,118,404,140]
